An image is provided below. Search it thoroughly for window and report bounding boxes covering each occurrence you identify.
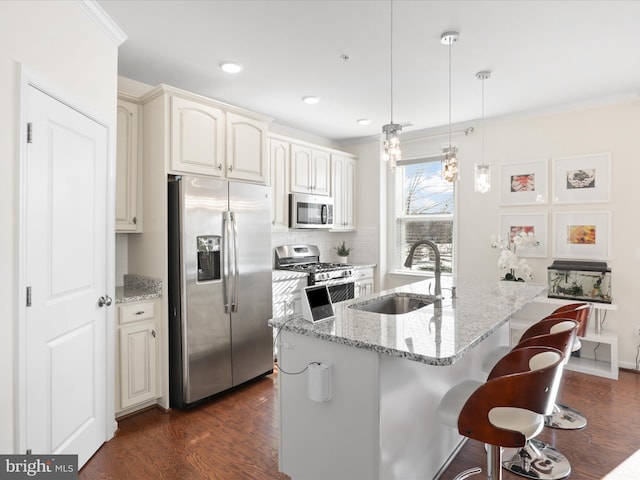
[394,158,454,274]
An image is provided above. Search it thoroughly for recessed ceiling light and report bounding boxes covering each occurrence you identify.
[356,118,371,126]
[219,61,243,74]
[302,96,320,105]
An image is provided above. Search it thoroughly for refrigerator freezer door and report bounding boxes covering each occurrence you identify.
[229,182,274,385]
[178,176,233,404]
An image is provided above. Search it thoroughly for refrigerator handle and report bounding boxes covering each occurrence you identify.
[231,211,239,313]
[222,212,231,313]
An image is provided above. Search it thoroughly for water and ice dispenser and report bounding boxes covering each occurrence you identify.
[197,235,221,282]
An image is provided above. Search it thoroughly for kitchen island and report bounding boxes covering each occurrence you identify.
[270,278,546,480]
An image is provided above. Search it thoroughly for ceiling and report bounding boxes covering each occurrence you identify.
[99,0,640,145]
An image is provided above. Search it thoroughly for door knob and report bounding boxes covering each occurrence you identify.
[98,295,113,307]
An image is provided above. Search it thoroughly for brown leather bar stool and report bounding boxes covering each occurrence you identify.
[482,303,592,430]
[543,303,592,430]
[436,346,566,480]
[499,318,577,480]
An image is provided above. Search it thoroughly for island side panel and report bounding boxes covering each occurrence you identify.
[379,322,509,479]
[278,330,381,480]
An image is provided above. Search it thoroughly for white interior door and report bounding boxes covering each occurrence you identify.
[23,85,108,466]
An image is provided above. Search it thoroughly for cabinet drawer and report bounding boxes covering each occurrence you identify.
[119,301,156,324]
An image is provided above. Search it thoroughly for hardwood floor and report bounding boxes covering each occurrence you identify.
[80,368,640,480]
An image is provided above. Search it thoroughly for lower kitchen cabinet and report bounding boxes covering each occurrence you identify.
[117,299,160,415]
[272,274,307,319]
[354,267,375,298]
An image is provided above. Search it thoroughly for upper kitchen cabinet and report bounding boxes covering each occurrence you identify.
[270,137,290,231]
[290,144,331,195]
[141,85,271,184]
[226,112,269,183]
[331,154,357,231]
[170,95,224,177]
[116,95,142,232]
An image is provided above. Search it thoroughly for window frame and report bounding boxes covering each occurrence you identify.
[391,154,456,277]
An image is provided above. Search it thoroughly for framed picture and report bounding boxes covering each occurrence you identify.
[553,211,611,260]
[552,152,611,204]
[500,159,548,206]
[499,213,548,257]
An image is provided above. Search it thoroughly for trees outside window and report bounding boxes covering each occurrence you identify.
[395,159,454,273]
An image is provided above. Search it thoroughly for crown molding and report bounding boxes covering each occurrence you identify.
[76,0,127,46]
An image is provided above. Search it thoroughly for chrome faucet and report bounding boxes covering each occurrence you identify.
[404,240,442,299]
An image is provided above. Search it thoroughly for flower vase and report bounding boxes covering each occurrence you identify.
[338,256,348,264]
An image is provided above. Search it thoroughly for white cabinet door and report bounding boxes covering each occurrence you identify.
[170,95,224,176]
[344,157,356,229]
[290,144,331,195]
[118,320,158,410]
[331,154,356,231]
[331,155,345,229]
[226,112,268,184]
[270,138,290,231]
[290,143,312,193]
[311,149,331,195]
[116,98,141,232]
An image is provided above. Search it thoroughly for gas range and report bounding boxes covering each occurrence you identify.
[274,245,355,294]
[281,262,355,283]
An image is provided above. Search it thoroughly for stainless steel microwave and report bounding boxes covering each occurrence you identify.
[289,193,333,229]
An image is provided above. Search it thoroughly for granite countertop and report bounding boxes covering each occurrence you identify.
[115,274,162,304]
[270,277,546,366]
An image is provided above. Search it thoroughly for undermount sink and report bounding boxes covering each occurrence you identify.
[348,293,437,315]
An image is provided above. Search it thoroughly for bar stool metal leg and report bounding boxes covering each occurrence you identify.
[503,438,571,480]
[453,467,482,480]
[544,402,587,429]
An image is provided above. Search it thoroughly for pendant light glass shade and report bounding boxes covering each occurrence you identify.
[475,70,491,193]
[474,163,491,193]
[442,147,459,182]
[382,0,401,170]
[441,31,459,182]
[382,123,402,169]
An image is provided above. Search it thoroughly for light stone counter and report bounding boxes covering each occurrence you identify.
[271,277,546,366]
[115,274,162,304]
[275,277,548,480]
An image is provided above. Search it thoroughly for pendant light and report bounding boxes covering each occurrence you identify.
[382,0,401,170]
[441,31,459,182]
[475,70,492,193]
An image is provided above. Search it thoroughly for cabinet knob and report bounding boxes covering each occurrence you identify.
[217,164,223,170]
[228,165,234,172]
[132,216,137,225]
[151,330,156,338]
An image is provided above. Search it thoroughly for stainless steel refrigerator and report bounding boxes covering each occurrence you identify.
[168,175,273,408]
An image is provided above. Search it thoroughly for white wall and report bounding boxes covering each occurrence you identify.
[0,0,119,454]
[346,98,640,370]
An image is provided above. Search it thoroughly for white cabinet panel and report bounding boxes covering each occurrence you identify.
[226,112,268,183]
[270,138,290,231]
[116,97,141,232]
[117,299,159,414]
[170,95,224,176]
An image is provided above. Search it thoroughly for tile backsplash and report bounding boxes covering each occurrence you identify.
[115,227,378,285]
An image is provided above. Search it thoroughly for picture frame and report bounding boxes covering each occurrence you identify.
[552,152,611,204]
[500,159,548,206]
[553,211,611,260]
[499,213,548,257]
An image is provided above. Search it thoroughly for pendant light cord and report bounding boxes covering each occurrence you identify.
[390,0,394,123]
[448,37,452,149]
[481,74,485,167]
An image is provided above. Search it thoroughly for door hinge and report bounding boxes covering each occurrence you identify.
[27,123,33,143]
[26,286,32,307]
